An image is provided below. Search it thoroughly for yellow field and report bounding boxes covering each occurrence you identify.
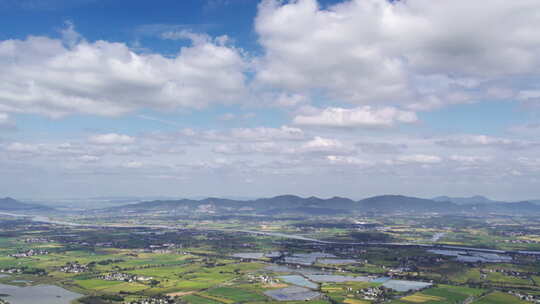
[401,293,444,303]
[518,236,540,242]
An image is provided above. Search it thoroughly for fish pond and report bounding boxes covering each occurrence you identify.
[307,274,371,283]
[264,286,321,301]
[232,252,265,259]
[0,283,82,304]
[382,280,432,292]
[317,258,358,265]
[278,275,318,289]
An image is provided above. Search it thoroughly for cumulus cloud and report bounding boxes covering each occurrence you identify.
[0,26,248,117]
[293,106,417,128]
[303,136,341,149]
[255,0,540,109]
[2,1,540,119]
[88,133,135,145]
[298,136,347,154]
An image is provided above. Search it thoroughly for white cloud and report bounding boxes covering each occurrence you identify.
[146,125,305,145]
[88,133,135,145]
[518,90,540,103]
[327,155,368,166]
[303,136,342,149]
[123,161,144,169]
[78,155,99,162]
[509,123,540,136]
[293,106,417,128]
[0,113,14,128]
[0,113,8,123]
[298,136,348,154]
[5,142,39,153]
[230,126,305,141]
[255,0,540,109]
[0,26,248,117]
[449,155,492,163]
[397,154,442,164]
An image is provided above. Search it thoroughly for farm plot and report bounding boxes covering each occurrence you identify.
[472,291,528,304]
[205,287,267,302]
[398,284,485,304]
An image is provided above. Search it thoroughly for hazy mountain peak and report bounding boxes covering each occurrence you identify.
[0,197,52,211]
[433,195,494,204]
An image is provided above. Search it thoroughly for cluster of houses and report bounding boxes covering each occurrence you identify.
[9,249,49,258]
[359,287,385,301]
[98,272,153,283]
[0,268,22,274]
[385,266,413,275]
[482,268,530,280]
[246,274,278,285]
[135,243,181,254]
[95,242,114,247]
[23,237,50,243]
[59,262,89,273]
[497,239,539,244]
[499,231,527,237]
[127,296,176,304]
[508,290,540,303]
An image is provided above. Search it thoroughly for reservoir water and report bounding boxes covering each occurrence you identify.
[0,283,82,304]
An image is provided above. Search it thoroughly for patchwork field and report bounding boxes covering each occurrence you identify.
[394,285,485,304]
[472,291,528,304]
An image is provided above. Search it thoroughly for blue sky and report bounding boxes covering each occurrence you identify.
[1,0,540,200]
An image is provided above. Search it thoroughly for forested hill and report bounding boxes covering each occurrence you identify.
[0,197,53,211]
[100,194,540,216]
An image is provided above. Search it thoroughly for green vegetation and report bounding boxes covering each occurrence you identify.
[182,294,223,304]
[205,287,266,302]
[472,291,528,304]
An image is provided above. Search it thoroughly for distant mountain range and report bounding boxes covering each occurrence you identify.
[433,195,496,205]
[3,195,539,216]
[97,194,540,216]
[0,197,53,211]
